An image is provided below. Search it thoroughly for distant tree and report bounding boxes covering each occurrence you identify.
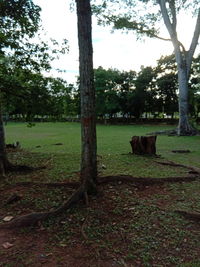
[94,67,110,118]
[94,67,136,118]
[5,71,51,120]
[133,66,155,119]
[47,78,75,119]
[155,55,178,118]
[117,70,136,117]
[94,67,121,118]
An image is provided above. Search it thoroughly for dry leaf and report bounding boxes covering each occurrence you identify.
[3,216,14,222]
[2,242,14,249]
[59,243,67,247]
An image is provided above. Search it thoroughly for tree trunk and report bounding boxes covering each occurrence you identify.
[130,135,157,155]
[177,64,194,135]
[76,0,97,194]
[0,105,10,177]
[159,1,200,136]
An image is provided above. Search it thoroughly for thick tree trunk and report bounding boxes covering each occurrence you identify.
[177,65,194,135]
[76,0,97,194]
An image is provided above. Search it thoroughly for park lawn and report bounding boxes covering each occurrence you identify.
[4,122,200,181]
[0,122,200,266]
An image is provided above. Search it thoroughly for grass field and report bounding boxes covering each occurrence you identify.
[5,122,200,179]
[1,122,200,266]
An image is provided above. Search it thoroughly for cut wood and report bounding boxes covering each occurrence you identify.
[130,136,157,155]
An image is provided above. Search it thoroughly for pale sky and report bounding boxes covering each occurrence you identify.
[33,0,199,84]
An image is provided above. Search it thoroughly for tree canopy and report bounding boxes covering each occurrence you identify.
[0,0,41,52]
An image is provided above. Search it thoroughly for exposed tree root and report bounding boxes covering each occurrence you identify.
[5,193,22,205]
[147,129,177,136]
[14,172,199,190]
[15,181,79,189]
[155,160,200,175]
[0,185,86,229]
[1,171,199,229]
[7,164,46,173]
[98,175,198,186]
[147,127,200,136]
[175,210,200,221]
[81,214,89,240]
[0,211,50,228]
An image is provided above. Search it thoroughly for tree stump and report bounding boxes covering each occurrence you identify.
[130,135,157,155]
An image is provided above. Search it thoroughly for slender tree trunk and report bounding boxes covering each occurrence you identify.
[76,0,97,193]
[0,104,8,177]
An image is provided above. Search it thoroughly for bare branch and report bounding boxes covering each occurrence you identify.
[186,8,200,77]
[151,33,186,53]
[169,0,177,29]
[159,0,179,44]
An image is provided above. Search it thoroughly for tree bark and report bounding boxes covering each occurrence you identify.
[176,63,194,135]
[130,135,157,155]
[159,0,200,136]
[76,0,97,193]
[0,104,10,177]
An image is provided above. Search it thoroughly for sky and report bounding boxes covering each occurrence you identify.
[33,0,199,84]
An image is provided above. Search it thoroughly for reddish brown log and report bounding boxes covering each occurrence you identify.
[130,136,157,155]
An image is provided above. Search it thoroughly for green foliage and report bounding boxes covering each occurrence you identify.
[0,0,69,121]
[0,0,41,51]
[92,0,199,38]
[2,67,77,120]
[3,52,200,121]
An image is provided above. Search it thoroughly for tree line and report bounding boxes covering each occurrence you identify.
[3,53,199,122]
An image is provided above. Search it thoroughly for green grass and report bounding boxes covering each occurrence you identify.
[1,122,200,266]
[5,122,200,180]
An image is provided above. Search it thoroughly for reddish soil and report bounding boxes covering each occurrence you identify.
[1,151,200,266]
